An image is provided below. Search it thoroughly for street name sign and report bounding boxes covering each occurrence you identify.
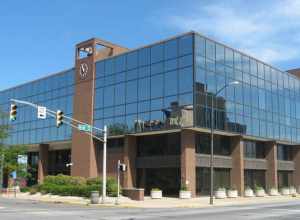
[78,124,92,132]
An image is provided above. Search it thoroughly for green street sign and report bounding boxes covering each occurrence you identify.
[78,124,92,132]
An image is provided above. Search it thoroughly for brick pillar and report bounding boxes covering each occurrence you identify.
[181,130,196,197]
[230,136,244,196]
[38,144,49,184]
[293,146,300,187]
[265,141,278,190]
[123,135,137,188]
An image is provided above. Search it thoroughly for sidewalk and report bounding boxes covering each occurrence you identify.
[1,192,300,208]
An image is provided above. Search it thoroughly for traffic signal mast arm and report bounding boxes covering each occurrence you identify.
[10,98,108,203]
[10,98,105,142]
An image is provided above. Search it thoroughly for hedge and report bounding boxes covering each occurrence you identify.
[35,174,119,197]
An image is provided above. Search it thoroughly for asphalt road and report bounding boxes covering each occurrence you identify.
[0,197,300,220]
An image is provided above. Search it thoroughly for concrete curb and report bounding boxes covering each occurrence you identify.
[1,193,299,209]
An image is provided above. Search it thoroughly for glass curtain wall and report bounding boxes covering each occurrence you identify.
[94,34,194,135]
[0,69,74,145]
[195,33,300,144]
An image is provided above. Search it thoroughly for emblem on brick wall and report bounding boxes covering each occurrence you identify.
[80,63,88,79]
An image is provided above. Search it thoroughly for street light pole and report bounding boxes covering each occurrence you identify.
[210,94,214,205]
[209,81,239,205]
[0,153,4,194]
[101,125,107,204]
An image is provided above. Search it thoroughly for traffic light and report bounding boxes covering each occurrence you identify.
[56,110,64,127]
[10,104,17,121]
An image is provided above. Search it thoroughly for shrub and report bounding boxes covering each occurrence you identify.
[37,175,118,198]
[86,177,101,186]
[20,187,30,193]
[29,185,39,195]
[44,174,86,186]
[151,188,161,191]
[180,184,188,191]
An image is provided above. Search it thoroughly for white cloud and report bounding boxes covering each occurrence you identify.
[164,0,300,66]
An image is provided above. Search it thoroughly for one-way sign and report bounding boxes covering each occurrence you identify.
[37,106,47,119]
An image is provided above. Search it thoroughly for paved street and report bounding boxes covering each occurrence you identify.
[0,197,300,220]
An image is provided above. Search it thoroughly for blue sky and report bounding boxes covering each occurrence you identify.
[1,0,300,90]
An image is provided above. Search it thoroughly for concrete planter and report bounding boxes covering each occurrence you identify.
[244,188,254,197]
[269,188,279,196]
[215,189,226,199]
[281,188,290,195]
[227,190,238,198]
[255,189,265,197]
[151,190,162,199]
[90,191,99,204]
[179,190,192,199]
[289,187,297,195]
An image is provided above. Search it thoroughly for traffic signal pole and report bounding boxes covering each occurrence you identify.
[9,98,108,203]
[0,153,4,195]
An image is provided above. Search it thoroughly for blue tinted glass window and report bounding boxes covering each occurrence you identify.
[115,83,125,105]
[96,61,105,77]
[138,47,150,66]
[234,52,242,71]
[115,72,125,83]
[127,51,138,70]
[225,48,234,67]
[165,59,177,72]
[179,67,193,93]
[151,74,163,98]
[115,105,125,116]
[179,93,193,105]
[126,103,137,114]
[138,101,150,112]
[165,39,178,59]
[164,95,178,108]
[139,66,150,78]
[104,86,114,107]
[151,98,163,111]
[105,59,114,75]
[127,69,138,81]
[151,62,164,75]
[115,55,126,73]
[206,39,215,60]
[165,70,178,96]
[126,80,138,103]
[138,77,150,101]
[179,55,193,68]
[195,36,205,57]
[216,43,225,63]
[151,43,164,63]
[179,35,193,56]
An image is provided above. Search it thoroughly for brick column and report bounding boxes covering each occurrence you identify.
[38,144,49,184]
[181,130,196,197]
[123,135,137,188]
[265,141,278,190]
[230,136,244,196]
[293,146,300,188]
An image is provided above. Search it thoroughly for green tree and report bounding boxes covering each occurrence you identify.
[0,110,29,186]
